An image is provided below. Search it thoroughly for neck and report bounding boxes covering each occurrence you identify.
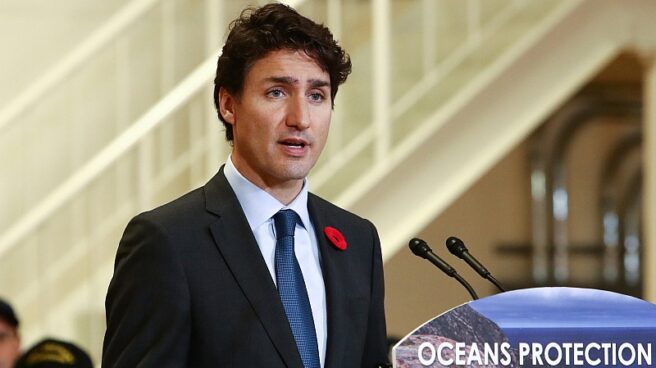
[230,158,305,205]
[265,181,304,205]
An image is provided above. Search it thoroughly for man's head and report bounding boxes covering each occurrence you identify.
[214,3,351,142]
[214,3,352,200]
[0,299,20,368]
[14,338,93,368]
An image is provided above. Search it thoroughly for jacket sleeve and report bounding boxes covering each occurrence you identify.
[361,222,390,367]
[102,214,191,367]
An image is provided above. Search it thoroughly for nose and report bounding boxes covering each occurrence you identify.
[286,95,311,130]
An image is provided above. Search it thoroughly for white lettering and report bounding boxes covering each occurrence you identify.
[518,343,529,365]
[455,342,467,365]
[585,342,601,366]
[482,342,498,365]
[503,341,653,367]
[466,343,482,365]
[638,343,652,365]
[544,343,562,366]
[562,342,572,365]
[437,342,453,366]
[619,343,636,366]
[532,343,544,365]
[612,343,617,365]
[418,342,436,366]
[500,342,512,366]
[573,343,584,365]
[601,342,612,364]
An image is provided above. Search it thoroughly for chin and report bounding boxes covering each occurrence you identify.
[277,165,312,181]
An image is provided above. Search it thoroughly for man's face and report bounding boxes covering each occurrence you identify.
[220,49,332,193]
[0,320,19,368]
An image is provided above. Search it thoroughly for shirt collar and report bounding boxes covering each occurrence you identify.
[224,155,311,230]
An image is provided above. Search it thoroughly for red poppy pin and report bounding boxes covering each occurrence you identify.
[324,226,347,251]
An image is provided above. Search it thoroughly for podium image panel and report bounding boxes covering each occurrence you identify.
[392,287,656,367]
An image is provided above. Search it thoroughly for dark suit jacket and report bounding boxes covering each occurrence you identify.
[102,168,388,367]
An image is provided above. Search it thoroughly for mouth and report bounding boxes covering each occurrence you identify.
[278,138,308,149]
[278,138,310,156]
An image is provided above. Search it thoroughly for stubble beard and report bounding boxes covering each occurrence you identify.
[276,158,315,182]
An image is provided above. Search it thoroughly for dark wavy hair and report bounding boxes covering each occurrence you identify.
[213,3,352,141]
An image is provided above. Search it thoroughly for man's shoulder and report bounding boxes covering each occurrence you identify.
[132,186,209,231]
[132,169,232,229]
[308,192,372,228]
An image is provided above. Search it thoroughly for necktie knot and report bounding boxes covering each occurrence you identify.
[273,209,300,239]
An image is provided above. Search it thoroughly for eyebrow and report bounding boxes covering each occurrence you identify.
[265,76,330,89]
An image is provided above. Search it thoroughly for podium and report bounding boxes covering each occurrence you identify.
[392,287,656,367]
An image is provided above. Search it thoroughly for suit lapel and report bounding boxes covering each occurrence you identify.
[204,168,303,368]
[308,195,348,368]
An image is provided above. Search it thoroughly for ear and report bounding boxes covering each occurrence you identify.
[218,87,236,125]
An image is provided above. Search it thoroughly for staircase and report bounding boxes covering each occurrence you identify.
[344,0,632,259]
[2,0,655,362]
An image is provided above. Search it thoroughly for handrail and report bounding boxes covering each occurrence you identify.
[0,0,533,260]
[0,56,216,258]
[0,0,161,132]
[0,0,516,258]
[390,0,520,120]
[0,0,305,258]
[311,0,524,191]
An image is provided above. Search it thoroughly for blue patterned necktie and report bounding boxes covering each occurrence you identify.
[273,209,320,368]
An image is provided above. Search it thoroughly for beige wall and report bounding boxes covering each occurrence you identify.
[384,56,644,338]
[385,139,532,338]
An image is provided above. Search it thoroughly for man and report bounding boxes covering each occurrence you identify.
[14,338,93,368]
[103,3,387,367]
[0,298,20,368]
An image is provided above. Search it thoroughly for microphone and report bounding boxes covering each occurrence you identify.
[446,236,506,292]
[409,238,478,300]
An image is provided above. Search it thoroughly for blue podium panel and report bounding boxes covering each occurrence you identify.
[393,287,656,368]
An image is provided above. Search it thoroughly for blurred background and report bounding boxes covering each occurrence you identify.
[1,0,655,364]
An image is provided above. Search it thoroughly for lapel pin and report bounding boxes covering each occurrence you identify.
[324,226,347,251]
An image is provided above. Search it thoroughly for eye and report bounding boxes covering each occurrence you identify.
[267,88,285,98]
[309,92,325,102]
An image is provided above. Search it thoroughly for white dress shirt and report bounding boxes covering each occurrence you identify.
[223,156,327,367]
